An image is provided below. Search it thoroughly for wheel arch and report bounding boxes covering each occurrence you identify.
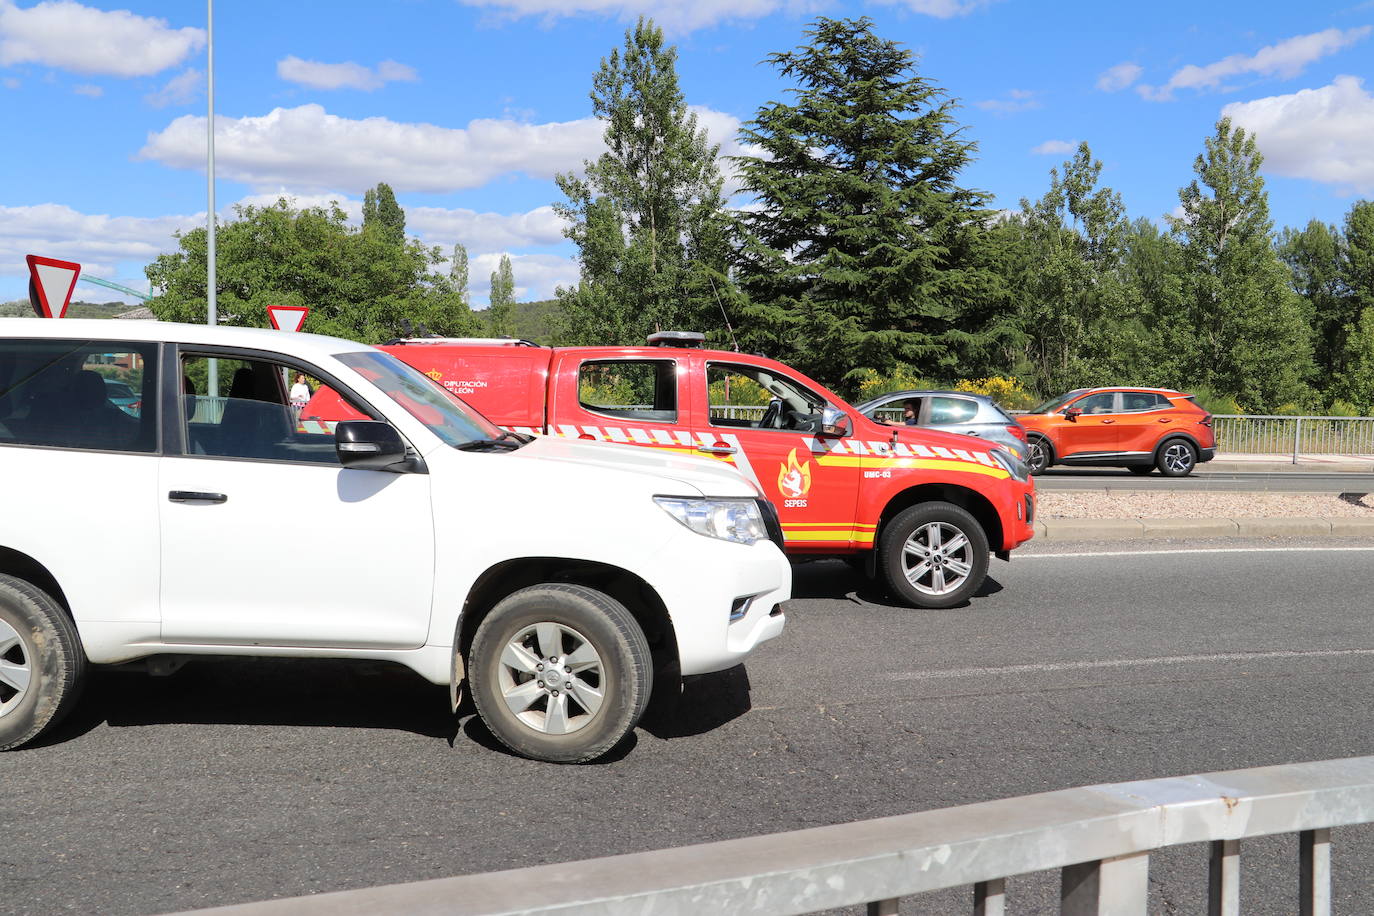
[1152,432,1202,461]
[876,484,1003,555]
[1027,431,1055,463]
[0,547,71,618]
[456,558,677,678]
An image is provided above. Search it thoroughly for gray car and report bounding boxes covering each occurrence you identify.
[854,389,1029,458]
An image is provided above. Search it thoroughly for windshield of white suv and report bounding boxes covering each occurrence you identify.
[337,350,507,448]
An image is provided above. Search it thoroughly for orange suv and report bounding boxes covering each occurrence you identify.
[1019,387,1216,476]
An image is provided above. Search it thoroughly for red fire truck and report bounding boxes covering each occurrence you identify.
[303,332,1035,608]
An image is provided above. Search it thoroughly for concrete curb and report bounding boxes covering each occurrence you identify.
[1203,460,1374,474]
[1037,517,1374,540]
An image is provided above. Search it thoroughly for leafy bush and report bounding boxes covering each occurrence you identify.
[953,376,1038,411]
[852,365,933,402]
[1327,399,1363,417]
[1182,384,1243,415]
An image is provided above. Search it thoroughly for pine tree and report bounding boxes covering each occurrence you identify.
[450,243,470,307]
[730,17,1009,392]
[554,17,733,346]
[488,254,515,336]
[1168,118,1313,411]
[362,182,406,247]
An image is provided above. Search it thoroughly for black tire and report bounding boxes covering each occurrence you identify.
[468,584,652,764]
[1156,439,1197,477]
[1026,436,1052,475]
[0,574,86,751]
[1127,465,1154,476]
[878,502,990,609]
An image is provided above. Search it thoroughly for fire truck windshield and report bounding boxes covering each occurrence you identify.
[336,350,506,448]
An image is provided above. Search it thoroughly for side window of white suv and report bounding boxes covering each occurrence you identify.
[0,338,157,453]
[179,353,360,464]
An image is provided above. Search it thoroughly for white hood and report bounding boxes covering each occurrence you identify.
[511,435,760,499]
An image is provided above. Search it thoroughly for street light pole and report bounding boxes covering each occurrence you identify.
[206,0,218,397]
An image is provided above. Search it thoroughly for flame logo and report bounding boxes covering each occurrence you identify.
[425,369,443,381]
[777,448,812,499]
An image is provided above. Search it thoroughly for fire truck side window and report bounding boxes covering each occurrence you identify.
[708,363,827,433]
[577,360,677,423]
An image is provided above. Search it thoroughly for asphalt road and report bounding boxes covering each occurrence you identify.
[7,538,1374,915]
[1037,467,1374,492]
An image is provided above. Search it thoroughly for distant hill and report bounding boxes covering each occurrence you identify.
[0,299,138,319]
[474,298,563,345]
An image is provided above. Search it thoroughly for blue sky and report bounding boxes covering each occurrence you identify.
[2,0,1372,309]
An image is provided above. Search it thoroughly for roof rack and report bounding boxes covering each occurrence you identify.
[646,330,705,348]
[385,336,539,347]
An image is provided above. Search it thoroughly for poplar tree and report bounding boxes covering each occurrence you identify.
[362,182,406,247]
[450,243,470,307]
[1169,118,1312,411]
[488,254,515,336]
[1334,201,1374,407]
[1278,220,1347,384]
[554,17,733,346]
[730,17,1008,390]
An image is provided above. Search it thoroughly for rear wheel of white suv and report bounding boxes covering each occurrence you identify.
[0,575,86,751]
[469,584,652,764]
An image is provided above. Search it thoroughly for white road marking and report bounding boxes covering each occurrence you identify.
[1020,546,1374,560]
[888,648,1374,682]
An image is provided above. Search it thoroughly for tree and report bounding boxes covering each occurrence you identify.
[1331,202,1374,408]
[1278,219,1346,386]
[1342,201,1374,330]
[362,182,406,247]
[554,17,734,346]
[488,254,515,336]
[450,243,471,307]
[145,198,479,343]
[1010,142,1132,393]
[730,17,1009,392]
[1168,118,1313,411]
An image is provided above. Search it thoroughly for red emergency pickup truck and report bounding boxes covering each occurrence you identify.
[303,333,1035,608]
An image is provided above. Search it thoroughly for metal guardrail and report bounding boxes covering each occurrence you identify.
[187,755,1374,915]
[1211,415,1374,460]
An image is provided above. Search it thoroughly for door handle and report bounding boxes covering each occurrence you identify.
[963,431,982,436]
[169,490,227,504]
[1158,418,1173,423]
[1101,419,1115,424]
[697,444,736,455]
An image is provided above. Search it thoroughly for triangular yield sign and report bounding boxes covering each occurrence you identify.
[25,255,81,318]
[267,305,309,332]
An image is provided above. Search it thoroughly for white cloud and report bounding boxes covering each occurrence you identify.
[0,202,196,299]
[455,0,819,32]
[145,67,202,108]
[872,0,997,17]
[1138,27,1371,102]
[2,75,16,88]
[139,102,751,195]
[1096,62,1141,92]
[1222,76,1374,194]
[975,88,1039,114]
[276,56,418,91]
[469,252,579,304]
[72,82,99,97]
[1031,139,1076,155]
[0,0,204,77]
[408,205,567,253]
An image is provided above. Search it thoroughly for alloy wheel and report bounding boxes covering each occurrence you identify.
[900,522,975,597]
[1163,442,1194,474]
[497,622,605,736]
[0,617,31,718]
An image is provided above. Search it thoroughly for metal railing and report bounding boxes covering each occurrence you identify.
[185,755,1374,915]
[1211,415,1374,460]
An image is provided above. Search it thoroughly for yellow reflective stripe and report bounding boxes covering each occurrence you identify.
[814,455,1009,479]
[783,528,876,543]
[781,522,876,529]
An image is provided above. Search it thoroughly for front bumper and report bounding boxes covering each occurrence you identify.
[649,530,791,677]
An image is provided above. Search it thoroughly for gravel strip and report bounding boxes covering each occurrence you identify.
[1038,490,1374,519]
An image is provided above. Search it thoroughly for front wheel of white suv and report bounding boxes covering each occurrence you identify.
[0,574,87,751]
[468,584,652,764]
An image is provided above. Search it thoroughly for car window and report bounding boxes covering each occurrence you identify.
[578,360,677,423]
[707,363,833,433]
[1072,393,1116,415]
[1121,392,1166,412]
[868,396,923,425]
[0,338,157,453]
[927,396,978,424]
[180,353,360,464]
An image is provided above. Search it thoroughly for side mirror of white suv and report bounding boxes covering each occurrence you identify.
[335,420,412,471]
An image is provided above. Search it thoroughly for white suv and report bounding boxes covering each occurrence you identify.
[0,320,789,763]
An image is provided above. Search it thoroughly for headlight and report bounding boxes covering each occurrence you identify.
[990,447,1029,482]
[654,497,767,545]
